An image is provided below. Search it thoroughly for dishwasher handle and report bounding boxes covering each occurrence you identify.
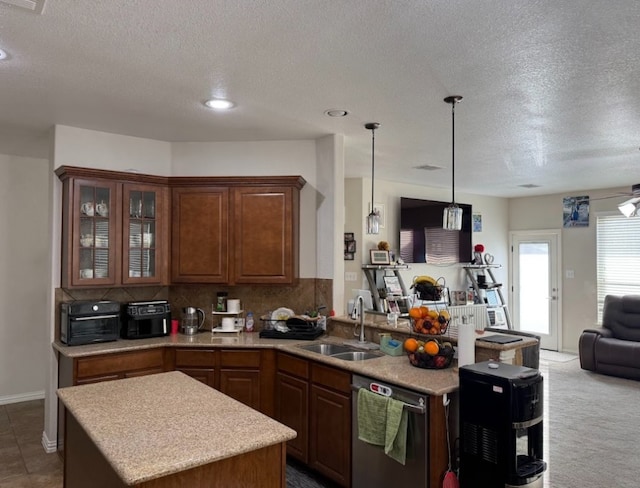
[351,385,426,415]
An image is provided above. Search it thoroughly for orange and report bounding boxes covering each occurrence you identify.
[424,340,440,356]
[409,307,422,320]
[420,306,430,318]
[404,338,419,353]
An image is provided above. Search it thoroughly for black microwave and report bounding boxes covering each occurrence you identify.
[60,300,120,346]
[122,300,171,339]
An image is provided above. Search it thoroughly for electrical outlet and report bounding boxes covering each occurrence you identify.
[345,272,357,281]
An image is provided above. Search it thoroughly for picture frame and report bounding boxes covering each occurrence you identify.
[344,232,354,241]
[370,249,390,265]
[344,252,354,261]
[345,240,356,253]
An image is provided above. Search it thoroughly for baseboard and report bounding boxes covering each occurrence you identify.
[42,430,58,453]
[0,390,45,406]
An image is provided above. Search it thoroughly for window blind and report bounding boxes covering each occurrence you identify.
[596,214,640,321]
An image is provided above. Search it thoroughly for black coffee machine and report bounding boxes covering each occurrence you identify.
[459,361,546,487]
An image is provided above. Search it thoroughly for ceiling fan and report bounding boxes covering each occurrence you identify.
[591,183,640,217]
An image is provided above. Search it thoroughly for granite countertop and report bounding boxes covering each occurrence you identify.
[53,319,536,397]
[57,371,296,486]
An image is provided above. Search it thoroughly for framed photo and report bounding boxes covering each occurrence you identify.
[344,252,354,261]
[345,240,356,253]
[388,299,400,313]
[370,249,390,265]
[344,232,354,241]
[383,275,402,295]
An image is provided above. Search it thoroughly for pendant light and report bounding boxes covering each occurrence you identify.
[443,96,463,231]
[365,122,381,234]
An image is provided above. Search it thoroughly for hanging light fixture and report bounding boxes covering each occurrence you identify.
[443,95,464,231]
[365,122,381,234]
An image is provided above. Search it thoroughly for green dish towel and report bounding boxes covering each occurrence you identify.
[384,397,408,465]
[357,388,388,446]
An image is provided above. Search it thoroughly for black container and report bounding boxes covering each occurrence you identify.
[122,300,171,339]
[60,300,120,346]
[459,361,546,487]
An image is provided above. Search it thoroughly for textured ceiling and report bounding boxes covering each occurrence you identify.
[1,0,640,197]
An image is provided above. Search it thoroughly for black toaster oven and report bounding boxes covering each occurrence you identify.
[122,300,171,339]
[60,300,120,346]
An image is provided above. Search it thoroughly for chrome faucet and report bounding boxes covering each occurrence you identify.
[351,295,366,343]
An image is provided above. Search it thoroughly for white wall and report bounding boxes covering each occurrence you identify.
[53,125,172,174]
[509,187,628,353]
[343,177,509,313]
[0,155,50,403]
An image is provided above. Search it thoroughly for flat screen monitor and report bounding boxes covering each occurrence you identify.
[399,197,472,264]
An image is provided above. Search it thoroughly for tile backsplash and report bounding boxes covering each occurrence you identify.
[56,278,333,335]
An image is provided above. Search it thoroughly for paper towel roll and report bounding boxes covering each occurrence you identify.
[458,322,476,367]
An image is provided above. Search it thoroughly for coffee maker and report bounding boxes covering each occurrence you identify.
[459,361,546,488]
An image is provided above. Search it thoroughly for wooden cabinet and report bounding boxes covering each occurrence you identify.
[219,349,262,411]
[165,348,275,414]
[170,186,230,283]
[275,353,351,487]
[232,186,299,284]
[172,349,216,387]
[275,353,310,463]
[309,363,352,487]
[170,176,305,285]
[56,166,170,288]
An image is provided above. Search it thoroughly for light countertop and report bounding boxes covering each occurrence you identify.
[53,319,536,397]
[57,371,296,486]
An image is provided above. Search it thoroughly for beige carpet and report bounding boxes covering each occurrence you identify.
[540,349,578,363]
[542,358,640,488]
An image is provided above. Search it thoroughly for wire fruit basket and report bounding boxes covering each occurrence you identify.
[408,348,454,369]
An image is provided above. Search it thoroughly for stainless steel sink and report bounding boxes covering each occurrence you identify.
[330,351,384,361]
[297,343,354,356]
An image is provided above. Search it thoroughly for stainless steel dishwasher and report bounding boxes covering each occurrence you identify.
[351,374,430,487]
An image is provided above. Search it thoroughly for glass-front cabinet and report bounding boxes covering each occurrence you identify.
[57,167,168,288]
[122,183,165,284]
[74,179,118,286]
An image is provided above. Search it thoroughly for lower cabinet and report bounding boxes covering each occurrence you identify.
[275,352,351,488]
[169,348,274,415]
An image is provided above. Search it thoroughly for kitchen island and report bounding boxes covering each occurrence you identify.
[57,371,296,487]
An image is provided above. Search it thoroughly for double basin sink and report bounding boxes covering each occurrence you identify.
[297,342,383,361]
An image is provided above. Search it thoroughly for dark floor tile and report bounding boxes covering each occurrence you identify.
[26,464,62,488]
[0,432,17,449]
[19,443,62,475]
[5,401,43,417]
[0,474,34,488]
[0,453,27,483]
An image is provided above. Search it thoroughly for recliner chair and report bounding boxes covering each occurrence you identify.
[579,294,640,380]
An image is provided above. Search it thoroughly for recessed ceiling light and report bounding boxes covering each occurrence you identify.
[0,49,7,61]
[324,109,349,117]
[204,99,235,110]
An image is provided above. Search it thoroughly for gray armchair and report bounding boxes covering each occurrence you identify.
[579,295,640,380]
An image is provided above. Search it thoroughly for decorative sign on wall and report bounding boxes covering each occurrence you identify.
[344,232,356,260]
[563,195,589,228]
[472,213,482,232]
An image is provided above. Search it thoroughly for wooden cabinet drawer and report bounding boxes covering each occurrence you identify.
[174,349,216,368]
[311,362,351,394]
[219,349,261,368]
[277,352,309,379]
[76,349,164,380]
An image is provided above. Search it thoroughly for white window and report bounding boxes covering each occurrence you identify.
[596,213,640,321]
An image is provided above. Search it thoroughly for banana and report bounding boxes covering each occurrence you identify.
[412,275,438,286]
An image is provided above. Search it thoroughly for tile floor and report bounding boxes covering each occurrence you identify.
[0,400,62,488]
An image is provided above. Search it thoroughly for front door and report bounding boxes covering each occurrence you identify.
[510,231,561,351]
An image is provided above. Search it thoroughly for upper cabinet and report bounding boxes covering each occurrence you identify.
[57,168,305,288]
[57,167,170,288]
[171,176,305,285]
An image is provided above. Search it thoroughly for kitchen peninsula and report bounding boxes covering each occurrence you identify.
[57,371,296,487]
